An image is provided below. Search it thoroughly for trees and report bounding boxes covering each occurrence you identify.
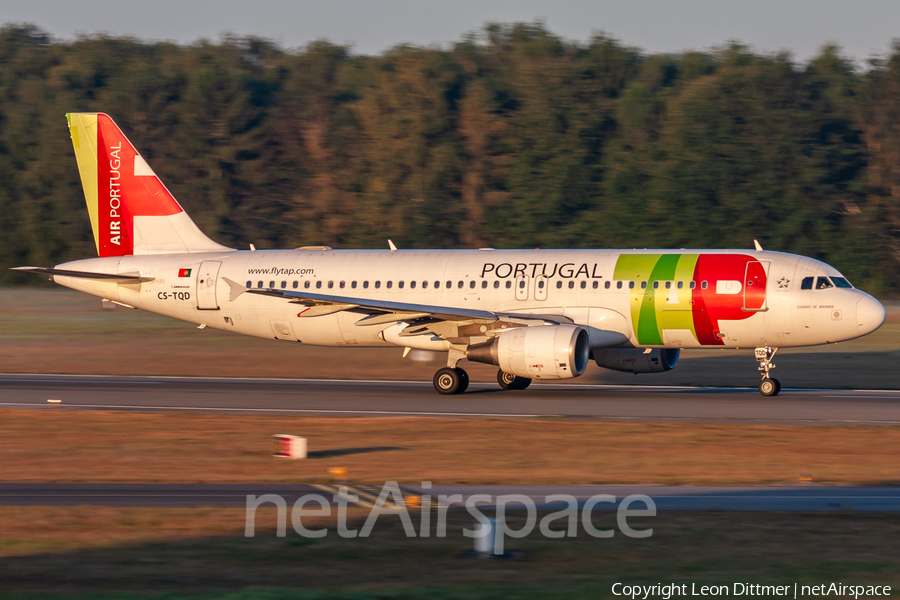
[0,23,895,293]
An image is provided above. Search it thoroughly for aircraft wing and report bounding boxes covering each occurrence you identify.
[11,266,155,283]
[223,277,567,326]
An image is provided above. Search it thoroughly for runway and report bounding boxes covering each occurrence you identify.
[1,482,898,511]
[1,373,899,425]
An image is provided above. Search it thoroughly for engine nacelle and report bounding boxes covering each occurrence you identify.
[467,324,590,380]
[593,348,680,374]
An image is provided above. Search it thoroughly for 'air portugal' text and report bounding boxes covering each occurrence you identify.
[108,142,122,246]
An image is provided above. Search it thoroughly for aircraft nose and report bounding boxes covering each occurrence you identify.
[857,294,886,336]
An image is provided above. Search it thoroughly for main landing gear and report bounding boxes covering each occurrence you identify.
[433,367,469,395]
[431,367,534,394]
[755,346,781,396]
[497,369,532,391]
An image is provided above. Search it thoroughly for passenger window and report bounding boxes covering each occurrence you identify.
[316,281,322,289]
[801,277,814,290]
[340,281,345,289]
[458,281,464,289]
[293,281,299,289]
[556,281,563,289]
[469,281,476,289]
[617,281,622,289]
[304,281,311,289]
[328,281,334,289]
[506,281,512,289]
[816,277,833,290]
[629,281,635,289]
[280,281,286,289]
[493,281,500,289]
[677,281,683,289]
[832,277,853,289]
[538,280,545,289]
[387,281,393,289]
[410,281,416,289]
[701,281,708,290]
[665,281,671,289]
[421,281,427,289]
[482,281,487,289]
[351,281,357,289]
[375,281,381,289]
[641,281,647,289]
[605,281,611,289]
[434,281,440,289]
[593,281,599,289]
[652,281,659,289]
[568,281,575,289]
[246,281,252,288]
[689,281,696,289]
[446,281,452,289]
[398,281,404,289]
[580,281,587,289]
[519,280,526,289]
[363,281,369,289]
[257,281,263,288]
[269,281,275,288]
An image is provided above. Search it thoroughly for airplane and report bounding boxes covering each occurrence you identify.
[13,113,887,396]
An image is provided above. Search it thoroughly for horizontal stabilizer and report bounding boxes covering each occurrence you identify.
[11,266,155,283]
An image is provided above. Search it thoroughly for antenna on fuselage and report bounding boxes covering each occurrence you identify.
[753,240,763,252]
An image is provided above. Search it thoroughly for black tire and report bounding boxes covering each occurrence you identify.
[498,369,532,390]
[772,378,782,395]
[434,367,461,395]
[497,370,517,390]
[759,378,779,396]
[455,368,469,394]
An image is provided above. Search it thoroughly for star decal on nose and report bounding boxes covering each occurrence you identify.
[777,277,790,289]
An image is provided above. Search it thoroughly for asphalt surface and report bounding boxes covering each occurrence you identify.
[1,482,898,511]
[1,373,900,425]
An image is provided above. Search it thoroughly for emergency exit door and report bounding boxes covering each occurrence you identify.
[197,260,221,310]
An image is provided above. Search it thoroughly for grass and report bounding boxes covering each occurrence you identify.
[0,508,898,595]
[2,410,900,485]
[1,287,899,387]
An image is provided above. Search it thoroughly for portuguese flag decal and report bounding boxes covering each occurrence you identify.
[178,268,192,278]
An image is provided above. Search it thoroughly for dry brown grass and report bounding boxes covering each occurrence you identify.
[0,507,898,593]
[2,409,899,485]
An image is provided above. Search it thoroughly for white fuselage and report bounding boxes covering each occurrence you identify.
[52,248,884,352]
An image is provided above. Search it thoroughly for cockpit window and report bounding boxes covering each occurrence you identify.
[801,277,814,290]
[831,276,853,289]
[816,277,834,290]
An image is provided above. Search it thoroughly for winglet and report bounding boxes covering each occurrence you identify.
[388,239,397,252]
[753,239,763,252]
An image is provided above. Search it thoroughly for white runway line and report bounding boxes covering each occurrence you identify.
[0,401,544,418]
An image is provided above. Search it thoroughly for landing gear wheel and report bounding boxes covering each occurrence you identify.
[759,378,780,397]
[433,367,468,395]
[497,369,532,390]
[497,370,516,390]
[456,367,469,394]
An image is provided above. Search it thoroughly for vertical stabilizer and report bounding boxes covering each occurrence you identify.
[67,113,232,256]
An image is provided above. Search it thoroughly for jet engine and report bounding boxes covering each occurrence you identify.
[593,348,680,374]
[467,324,590,380]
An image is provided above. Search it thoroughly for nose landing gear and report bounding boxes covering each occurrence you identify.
[755,346,781,396]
